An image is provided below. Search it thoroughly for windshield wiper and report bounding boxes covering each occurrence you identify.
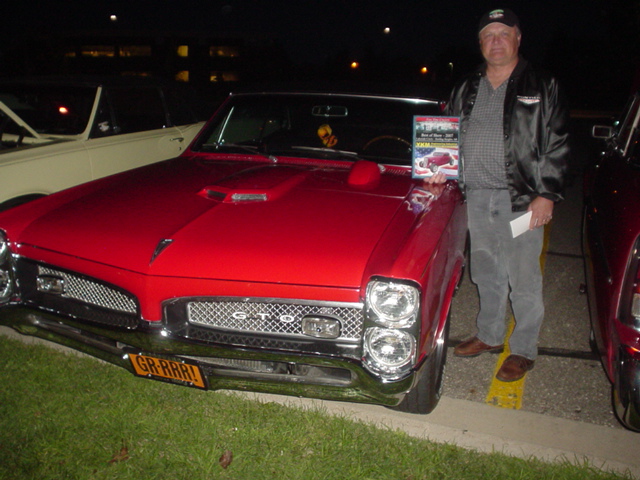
[290,146,361,161]
[201,141,277,162]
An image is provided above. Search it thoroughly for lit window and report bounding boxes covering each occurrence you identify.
[209,46,239,57]
[121,72,152,77]
[119,46,152,57]
[81,46,116,57]
[175,71,190,82]
[209,71,239,82]
[177,45,189,57]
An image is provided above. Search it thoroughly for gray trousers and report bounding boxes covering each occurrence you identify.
[467,189,544,360]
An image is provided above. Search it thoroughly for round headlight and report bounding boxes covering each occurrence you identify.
[366,280,419,327]
[363,327,416,378]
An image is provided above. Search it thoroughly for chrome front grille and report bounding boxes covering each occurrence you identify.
[186,299,364,341]
[38,266,137,314]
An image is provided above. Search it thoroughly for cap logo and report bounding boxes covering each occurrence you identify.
[488,9,506,20]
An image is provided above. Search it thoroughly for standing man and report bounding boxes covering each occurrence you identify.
[431,8,570,381]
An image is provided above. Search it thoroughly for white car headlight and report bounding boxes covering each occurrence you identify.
[363,327,416,379]
[366,279,419,328]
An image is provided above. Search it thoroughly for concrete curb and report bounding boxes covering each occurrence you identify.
[2,326,638,478]
[239,392,639,478]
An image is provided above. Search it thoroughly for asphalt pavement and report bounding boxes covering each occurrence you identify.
[442,116,622,427]
[443,172,617,427]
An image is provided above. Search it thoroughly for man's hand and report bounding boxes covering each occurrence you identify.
[528,196,554,229]
[423,172,447,185]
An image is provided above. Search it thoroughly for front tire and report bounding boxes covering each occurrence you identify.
[393,319,450,414]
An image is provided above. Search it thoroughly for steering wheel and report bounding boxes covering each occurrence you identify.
[363,135,412,151]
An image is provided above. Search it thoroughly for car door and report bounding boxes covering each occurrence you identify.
[0,139,93,209]
[85,85,190,180]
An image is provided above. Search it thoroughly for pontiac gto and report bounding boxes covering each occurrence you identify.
[0,92,467,414]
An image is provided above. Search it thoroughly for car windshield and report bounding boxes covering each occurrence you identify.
[194,93,442,166]
[0,85,96,136]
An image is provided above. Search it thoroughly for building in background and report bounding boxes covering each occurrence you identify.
[1,30,292,101]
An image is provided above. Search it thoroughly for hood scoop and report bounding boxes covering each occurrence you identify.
[198,165,308,203]
[199,188,269,203]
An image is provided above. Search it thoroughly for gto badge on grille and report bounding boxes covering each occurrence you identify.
[231,311,296,323]
[37,275,65,295]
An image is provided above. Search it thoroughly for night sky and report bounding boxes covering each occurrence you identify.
[2,1,607,60]
[2,0,637,109]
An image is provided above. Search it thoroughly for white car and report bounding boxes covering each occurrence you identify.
[0,77,205,211]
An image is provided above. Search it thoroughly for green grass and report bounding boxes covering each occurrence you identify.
[0,334,633,480]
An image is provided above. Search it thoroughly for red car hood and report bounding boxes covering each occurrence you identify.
[16,158,413,288]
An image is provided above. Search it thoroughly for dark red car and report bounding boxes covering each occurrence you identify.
[583,93,640,431]
[0,92,467,414]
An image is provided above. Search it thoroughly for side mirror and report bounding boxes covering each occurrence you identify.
[592,125,613,139]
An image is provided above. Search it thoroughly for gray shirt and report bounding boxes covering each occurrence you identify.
[463,75,509,190]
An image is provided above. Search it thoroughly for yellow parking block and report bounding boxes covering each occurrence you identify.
[485,223,552,409]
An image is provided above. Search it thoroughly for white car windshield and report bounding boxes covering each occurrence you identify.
[0,85,96,136]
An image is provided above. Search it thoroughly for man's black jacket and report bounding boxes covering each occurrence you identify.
[445,58,570,211]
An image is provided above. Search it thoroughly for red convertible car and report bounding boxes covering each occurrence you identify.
[584,93,640,431]
[0,92,467,414]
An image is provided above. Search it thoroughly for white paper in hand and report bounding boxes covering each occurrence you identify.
[510,211,532,238]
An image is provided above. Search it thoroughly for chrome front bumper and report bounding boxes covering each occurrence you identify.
[0,306,416,408]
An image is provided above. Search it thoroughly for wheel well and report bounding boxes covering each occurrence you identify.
[0,194,47,212]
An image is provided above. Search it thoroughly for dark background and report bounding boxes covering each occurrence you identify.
[2,0,638,111]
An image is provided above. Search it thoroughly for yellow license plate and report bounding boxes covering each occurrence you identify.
[129,353,207,389]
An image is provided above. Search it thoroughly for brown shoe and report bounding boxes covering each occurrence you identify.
[496,354,535,382]
[453,336,504,357]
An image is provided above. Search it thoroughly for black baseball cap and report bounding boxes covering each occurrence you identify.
[478,8,520,32]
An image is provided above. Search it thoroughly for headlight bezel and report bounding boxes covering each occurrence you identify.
[365,278,420,328]
[363,277,422,380]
